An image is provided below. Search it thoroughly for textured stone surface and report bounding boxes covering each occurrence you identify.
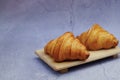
[0,0,120,80]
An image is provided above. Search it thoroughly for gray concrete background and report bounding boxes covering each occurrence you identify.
[0,0,120,80]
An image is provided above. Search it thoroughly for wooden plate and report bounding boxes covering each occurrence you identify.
[35,47,120,73]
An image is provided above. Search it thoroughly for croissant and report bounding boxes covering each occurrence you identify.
[44,32,89,62]
[77,24,119,50]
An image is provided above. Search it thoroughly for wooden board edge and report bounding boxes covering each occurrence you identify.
[35,47,120,71]
[35,50,59,71]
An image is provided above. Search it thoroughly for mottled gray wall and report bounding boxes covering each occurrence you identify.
[0,0,120,32]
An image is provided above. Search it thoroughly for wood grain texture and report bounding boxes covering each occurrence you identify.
[35,47,120,71]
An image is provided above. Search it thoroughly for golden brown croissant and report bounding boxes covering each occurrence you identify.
[77,24,119,50]
[44,32,89,62]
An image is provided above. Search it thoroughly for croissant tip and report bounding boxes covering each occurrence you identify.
[113,40,119,46]
[80,53,90,61]
[84,53,90,60]
[67,31,72,33]
[86,53,90,58]
[93,23,99,26]
[92,23,102,28]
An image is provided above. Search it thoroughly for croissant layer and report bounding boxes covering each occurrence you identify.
[44,32,89,62]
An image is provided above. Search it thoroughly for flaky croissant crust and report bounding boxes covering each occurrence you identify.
[44,32,89,62]
[77,24,119,50]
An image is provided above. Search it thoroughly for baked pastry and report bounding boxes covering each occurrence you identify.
[77,24,119,50]
[44,32,89,62]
